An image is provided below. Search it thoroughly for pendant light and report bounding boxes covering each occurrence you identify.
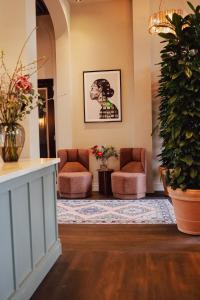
[148,0,184,34]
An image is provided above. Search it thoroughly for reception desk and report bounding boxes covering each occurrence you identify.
[0,159,61,300]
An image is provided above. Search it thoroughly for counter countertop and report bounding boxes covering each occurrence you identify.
[0,158,60,183]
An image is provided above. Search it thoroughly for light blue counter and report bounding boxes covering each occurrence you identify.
[0,159,61,300]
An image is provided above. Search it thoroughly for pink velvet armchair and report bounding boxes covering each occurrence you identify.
[111,148,146,199]
[57,149,92,199]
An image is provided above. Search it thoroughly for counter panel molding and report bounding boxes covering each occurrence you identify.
[0,160,61,300]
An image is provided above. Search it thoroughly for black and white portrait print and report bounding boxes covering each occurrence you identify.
[83,70,122,123]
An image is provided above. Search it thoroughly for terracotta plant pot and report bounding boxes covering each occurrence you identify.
[159,166,168,196]
[168,188,200,235]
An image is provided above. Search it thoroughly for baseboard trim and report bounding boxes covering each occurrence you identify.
[92,183,99,192]
[153,182,164,191]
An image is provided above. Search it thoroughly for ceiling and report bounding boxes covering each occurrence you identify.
[36,0,49,16]
[68,0,111,4]
[36,0,111,16]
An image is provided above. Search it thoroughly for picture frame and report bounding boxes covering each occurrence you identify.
[83,69,122,123]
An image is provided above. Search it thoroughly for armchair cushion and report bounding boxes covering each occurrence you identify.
[111,147,146,199]
[61,162,88,173]
[121,161,144,173]
[58,172,92,198]
[67,149,78,162]
[57,148,91,199]
[57,149,68,172]
[57,148,89,172]
[120,148,146,173]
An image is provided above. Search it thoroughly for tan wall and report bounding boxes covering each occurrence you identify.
[70,0,147,190]
[70,0,134,148]
[132,0,152,192]
[36,0,199,192]
[36,0,154,192]
[37,15,56,80]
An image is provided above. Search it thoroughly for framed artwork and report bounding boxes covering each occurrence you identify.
[83,69,122,123]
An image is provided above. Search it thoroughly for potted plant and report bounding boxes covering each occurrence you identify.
[158,2,200,234]
[91,145,118,169]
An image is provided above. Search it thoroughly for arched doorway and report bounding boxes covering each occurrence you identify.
[36,0,72,157]
[36,0,56,157]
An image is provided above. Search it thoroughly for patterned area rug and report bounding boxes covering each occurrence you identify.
[57,198,176,224]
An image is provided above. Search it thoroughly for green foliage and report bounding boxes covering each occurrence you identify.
[158,2,200,190]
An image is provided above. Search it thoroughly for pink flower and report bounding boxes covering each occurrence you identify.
[98,152,103,157]
[15,75,32,92]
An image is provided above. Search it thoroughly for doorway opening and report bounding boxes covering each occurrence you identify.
[38,79,56,158]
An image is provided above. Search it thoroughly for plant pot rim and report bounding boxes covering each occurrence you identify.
[168,187,200,201]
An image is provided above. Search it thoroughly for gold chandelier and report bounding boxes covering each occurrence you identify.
[148,0,184,34]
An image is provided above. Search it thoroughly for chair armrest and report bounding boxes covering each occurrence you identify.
[57,149,67,172]
[141,149,147,174]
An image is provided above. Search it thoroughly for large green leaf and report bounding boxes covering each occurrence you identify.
[177,175,186,184]
[187,1,196,13]
[159,33,176,40]
[169,95,177,104]
[185,66,193,78]
[196,5,200,13]
[190,168,198,178]
[186,131,193,139]
[181,156,193,166]
[174,167,181,178]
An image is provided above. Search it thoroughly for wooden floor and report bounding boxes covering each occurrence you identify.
[31,223,200,300]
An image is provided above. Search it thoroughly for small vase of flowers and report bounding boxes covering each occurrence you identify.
[0,29,45,162]
[91,145,118,170]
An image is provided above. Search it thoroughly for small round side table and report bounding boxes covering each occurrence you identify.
[98,169,114,196]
